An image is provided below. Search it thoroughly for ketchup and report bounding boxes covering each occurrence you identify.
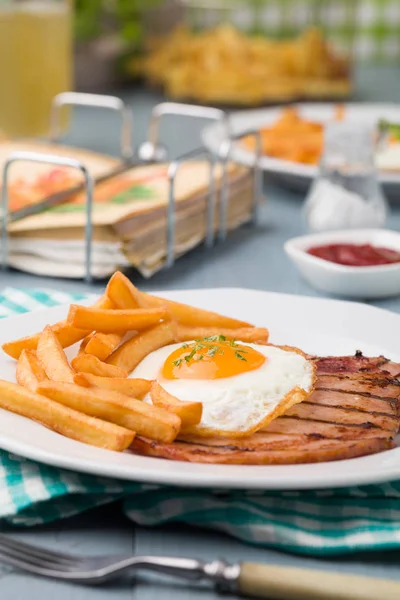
[307,243,400,267]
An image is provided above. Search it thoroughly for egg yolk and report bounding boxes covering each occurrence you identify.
[162,337,266,380]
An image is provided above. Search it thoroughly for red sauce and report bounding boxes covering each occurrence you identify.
[307,243,400,267]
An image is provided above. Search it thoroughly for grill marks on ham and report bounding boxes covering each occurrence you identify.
[317,373,400,400]
[265,416,393,440]
[312,354,391,374]
[305,390,398,414]
[131,353,400,465]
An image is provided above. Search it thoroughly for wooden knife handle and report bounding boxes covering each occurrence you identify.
[238,562,400,600]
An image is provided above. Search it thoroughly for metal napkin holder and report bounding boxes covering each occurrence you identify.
[1,92,262,282]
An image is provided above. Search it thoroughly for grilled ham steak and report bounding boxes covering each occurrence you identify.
[131,353,400,464]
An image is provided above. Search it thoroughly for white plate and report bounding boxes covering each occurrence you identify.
[202,102,400,195]
[0,287,400,491]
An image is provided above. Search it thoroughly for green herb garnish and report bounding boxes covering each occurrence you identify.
[379,119,400,141]
[184,347,197,363]
[202,334,227,342]
[174,335,250,367]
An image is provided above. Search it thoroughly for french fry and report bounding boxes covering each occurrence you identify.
[106,271,139,309]
[0,379,133,451]
[107,272,251,329]
[150,381,202,427]
[37,326,75,383]
[107,321,176,373]
[67,305,167,333]
[71,354,128,378]
[16,350,48,393]
[2,321,89,361]
[176,325,269,344]
[141,294,252,329]
[2,294,112,360]
[84,332,123,361]
[78,333,94,355]
[37,381,181,443]
[94,296,114,310]
[74,373,151,399]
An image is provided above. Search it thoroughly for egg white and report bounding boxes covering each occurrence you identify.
[131,342,314,436]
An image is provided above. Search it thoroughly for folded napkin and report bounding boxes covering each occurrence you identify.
[1,288,400,556]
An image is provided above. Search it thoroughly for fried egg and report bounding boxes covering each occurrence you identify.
[131,338,315,437]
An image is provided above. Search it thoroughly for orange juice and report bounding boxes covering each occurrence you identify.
[0,1,72,137]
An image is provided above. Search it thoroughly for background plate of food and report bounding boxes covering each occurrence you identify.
[202,102,400,197]
[129,26,351,106]
[0,274,400,490]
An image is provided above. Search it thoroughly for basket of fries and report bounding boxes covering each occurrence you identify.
[125,0,355,106]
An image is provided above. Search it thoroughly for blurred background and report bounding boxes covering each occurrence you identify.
[1,0,399,138]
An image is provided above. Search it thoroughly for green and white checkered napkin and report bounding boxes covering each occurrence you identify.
[189,0,400,62]
[1,287,400,556]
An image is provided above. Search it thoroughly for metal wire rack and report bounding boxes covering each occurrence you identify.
[1,92,262,283]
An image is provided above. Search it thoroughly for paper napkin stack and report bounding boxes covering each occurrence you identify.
[0,140,255,278]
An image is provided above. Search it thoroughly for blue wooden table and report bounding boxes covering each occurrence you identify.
[1,65,400,598]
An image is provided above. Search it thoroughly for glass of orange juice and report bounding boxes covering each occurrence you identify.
[0,0,72,138]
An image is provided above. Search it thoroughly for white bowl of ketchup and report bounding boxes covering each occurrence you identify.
[284,229,400,299]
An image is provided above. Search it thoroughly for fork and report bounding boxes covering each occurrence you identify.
[1,533,400,599]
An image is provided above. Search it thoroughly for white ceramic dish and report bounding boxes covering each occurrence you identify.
[202,102,400,197]
[285,229,400,299]
[0,287,400,490]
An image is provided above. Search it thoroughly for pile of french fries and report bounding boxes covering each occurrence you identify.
[131,25,351,105]
[242,105,345,165]
[0,272,269,453]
